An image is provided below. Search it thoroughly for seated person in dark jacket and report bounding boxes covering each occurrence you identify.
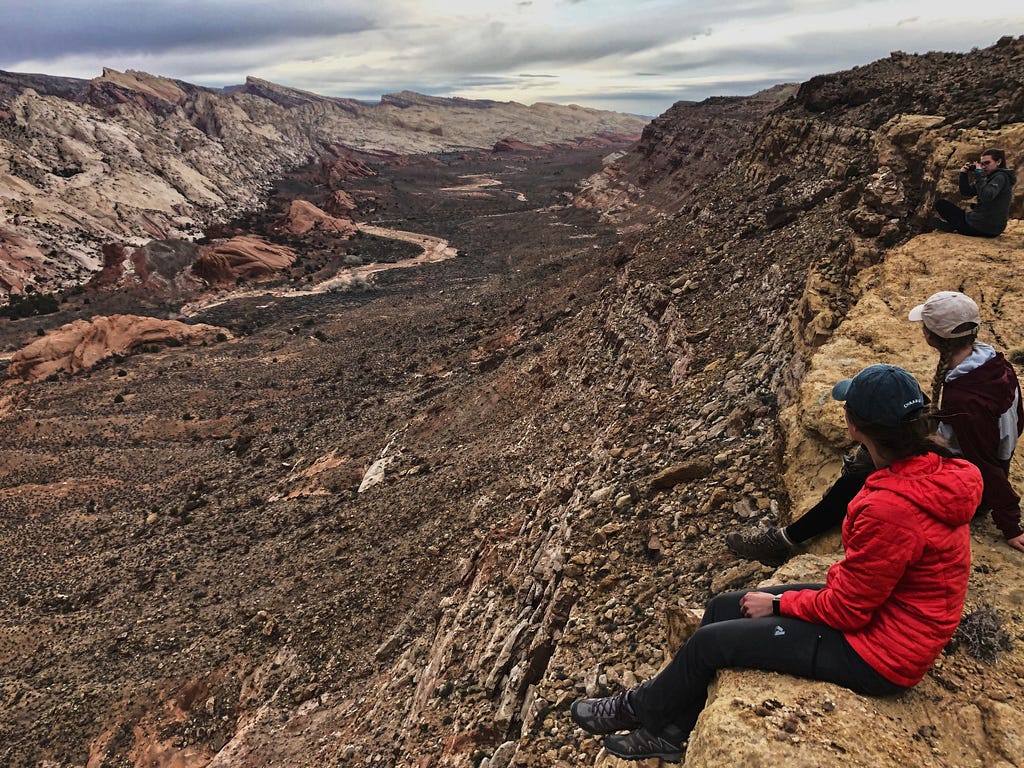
[726,291,1024,564]
[933,148,1016,237]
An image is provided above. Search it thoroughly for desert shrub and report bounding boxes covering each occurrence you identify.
[323,275,372,293]
[951,604,1013,662]
[1,292,59,319]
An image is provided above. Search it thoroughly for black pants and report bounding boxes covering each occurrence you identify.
[784,447,872,543]
[629,585,905,740]
[933,199,993,237]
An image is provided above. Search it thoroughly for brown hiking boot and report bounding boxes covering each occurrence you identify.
[725,525,791,567]
[570,690,641,735]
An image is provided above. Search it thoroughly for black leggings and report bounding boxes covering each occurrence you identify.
[629,586,905,739]
[933,199,994,237]
[784,448,872,543]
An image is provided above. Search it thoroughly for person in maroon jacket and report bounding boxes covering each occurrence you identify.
[911,291,1024,552]
[571,365,982,763]
[727,291,1024,562]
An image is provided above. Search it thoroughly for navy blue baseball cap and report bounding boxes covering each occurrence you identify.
[831,364,925,427]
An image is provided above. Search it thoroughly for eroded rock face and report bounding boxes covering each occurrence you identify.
[6,314,231,382]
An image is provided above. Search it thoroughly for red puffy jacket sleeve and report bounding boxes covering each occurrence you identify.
[781,502,920,629]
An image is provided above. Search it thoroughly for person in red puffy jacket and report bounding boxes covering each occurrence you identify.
[570,364,982,763]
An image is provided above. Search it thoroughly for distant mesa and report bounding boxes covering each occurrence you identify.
[6,314,231,383]
[492,133,638,154]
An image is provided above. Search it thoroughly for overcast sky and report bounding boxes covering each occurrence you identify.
[4,1,1023,116]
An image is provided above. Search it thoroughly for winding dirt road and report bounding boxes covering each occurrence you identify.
[179,223,458,316]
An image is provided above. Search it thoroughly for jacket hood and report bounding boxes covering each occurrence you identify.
[945,351,1019,417]
[992,167,1016,184]
[864,452,981,528]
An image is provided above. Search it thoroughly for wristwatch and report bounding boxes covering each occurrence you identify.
[772,595,782,616]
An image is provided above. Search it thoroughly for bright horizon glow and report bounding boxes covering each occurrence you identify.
[3,1,1022,117]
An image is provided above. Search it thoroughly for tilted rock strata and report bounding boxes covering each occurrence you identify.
[6,313,231,382]
[573,84,797,224]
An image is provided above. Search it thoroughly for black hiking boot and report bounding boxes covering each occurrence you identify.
[570,690,641,735]
[725,525,791,567]
[604,726,686,763]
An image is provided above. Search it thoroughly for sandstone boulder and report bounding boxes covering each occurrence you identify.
[192,236,296,285]
[6,314,231,383]
[275,200,356,237]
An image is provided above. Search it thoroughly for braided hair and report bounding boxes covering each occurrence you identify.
[925,326,977,412]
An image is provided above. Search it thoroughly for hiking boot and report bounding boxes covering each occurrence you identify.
[570,690,641,735]
[725,525,791,567]
[604,726,686,763]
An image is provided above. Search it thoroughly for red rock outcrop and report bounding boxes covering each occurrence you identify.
[322,189,357,216]
[191,236,296,285]
[274,200,356,237]
[317,152,377,185]
[5,314,230,382]
[493,138,542,153]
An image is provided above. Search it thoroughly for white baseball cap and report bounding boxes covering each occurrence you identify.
[908,291,980,338]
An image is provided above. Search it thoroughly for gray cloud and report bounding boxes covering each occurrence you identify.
[0,1,375,63]
[1,1,1021,119]
[649,21,1012,79]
